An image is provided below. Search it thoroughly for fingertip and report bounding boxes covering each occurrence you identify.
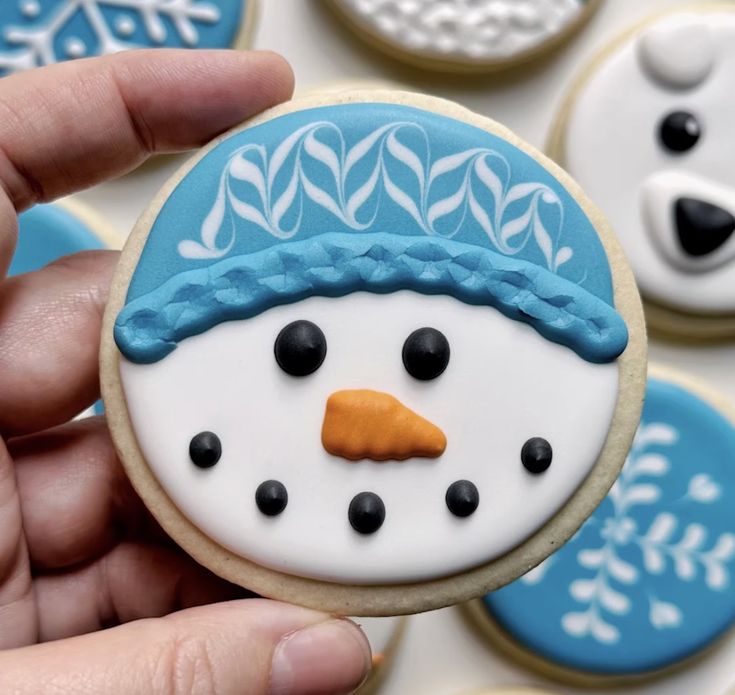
[243,50,295,105]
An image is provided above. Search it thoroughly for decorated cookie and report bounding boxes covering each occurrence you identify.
[355,616,406,694]
[549,5,735,339]
[100,89,645,615]
[469,366,735,684]
[327,0,601,73]
[0,0,256,75]
[11,200,116,276]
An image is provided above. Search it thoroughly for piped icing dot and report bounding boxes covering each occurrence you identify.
[521,437,553,474]
[659,111,701,154]
[446,480,480,517]
[402,327,450,381]
[64,37,87,58]
[189,431,222,469]
[19,0,40,19]
[255,480,288,516]
[349,492,386,534]
[274,320,327,377]
[114,15,136,37]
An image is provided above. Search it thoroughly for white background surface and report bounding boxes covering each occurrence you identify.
[73,0,735,693]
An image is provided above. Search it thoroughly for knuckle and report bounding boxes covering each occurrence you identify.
[156,630,219,695]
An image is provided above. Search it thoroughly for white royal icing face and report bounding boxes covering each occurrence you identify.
[334,0,588,65]
[120,291,618,584]
[564,11,735,314]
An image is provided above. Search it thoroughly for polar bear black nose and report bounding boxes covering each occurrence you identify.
[675,198,735,257]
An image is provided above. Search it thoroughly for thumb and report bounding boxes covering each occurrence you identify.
[0,599,372,695]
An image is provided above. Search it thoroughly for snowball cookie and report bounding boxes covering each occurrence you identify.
[548,5,735,340]
[467,365,735,685]
[327,0,601,73]
[100,89,646,616]
[0,0,257,74]
[355,616,406,694]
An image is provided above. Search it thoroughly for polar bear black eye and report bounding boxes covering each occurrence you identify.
[659,111,701,153]
[255,480,288,516]
[274,320,327,376]
[189,431,222,469]
[521,437,553,474]
[402,327,450,381]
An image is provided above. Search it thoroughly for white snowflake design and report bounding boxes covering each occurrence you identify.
[180,120,573,273]
[0,0,221,73]
[522,422,735,645]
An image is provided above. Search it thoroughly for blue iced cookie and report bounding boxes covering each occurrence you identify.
[11,201,109,276]
[473,367,735,683]
[0,0,255,75]
[100,90,645,616]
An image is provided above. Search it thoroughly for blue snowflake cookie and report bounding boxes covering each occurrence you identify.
[480,371,735,679]
[0,0,252,75]
[11,202,107,276]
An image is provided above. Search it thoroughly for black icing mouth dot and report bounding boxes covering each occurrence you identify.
[521,437,553,474]
[659,111,701,154]
[189,431,222,469]
[255,480,288,516]
[446,480,479,517]
[348,492,385,534]
[402,327,450,381]
[274,320,327,377]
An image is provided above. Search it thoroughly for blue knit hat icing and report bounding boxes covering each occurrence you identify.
[115,103,628,365]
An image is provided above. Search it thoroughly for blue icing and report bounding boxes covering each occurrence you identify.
[115,232,628,364]
[484,377,735,676]
[0,0,246,74]
[11,203,105,276]
[117,102,624,364]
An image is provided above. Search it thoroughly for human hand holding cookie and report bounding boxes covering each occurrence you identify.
[0,49,374,695]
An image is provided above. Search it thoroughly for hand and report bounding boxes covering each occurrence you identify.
[0,50,371,695]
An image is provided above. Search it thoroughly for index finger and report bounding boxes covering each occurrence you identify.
[0,48,294,274]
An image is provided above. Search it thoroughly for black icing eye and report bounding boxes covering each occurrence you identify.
[521,437,553,475]
[348,492,385,534]
[659,111,701,153]
[255,480,288,516]
[402,327,450,381]
[189,431,222,469]
[446,480,479,518]
[274,320,327,377]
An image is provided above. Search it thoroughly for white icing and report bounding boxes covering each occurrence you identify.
[642,171,735,274]
[64,36,87,58]
[563,10,735,314]
[19,0,41,19]
[334,0,586,65]
[637,15,715,90]
[1,0,222,71]
[114,15,136,37]
[119,291,618,584]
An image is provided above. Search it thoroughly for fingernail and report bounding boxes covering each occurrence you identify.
[270,618,372,695]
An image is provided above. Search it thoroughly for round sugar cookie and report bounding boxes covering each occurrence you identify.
[548,4,735,341]
[0,0,257,75]
[327,0,601,73]
[467,365,735,685]
[355,616,406,694]
[101,88,646,616]
[460,690,559,695]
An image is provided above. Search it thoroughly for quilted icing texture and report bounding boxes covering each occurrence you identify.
[115,232,628,365]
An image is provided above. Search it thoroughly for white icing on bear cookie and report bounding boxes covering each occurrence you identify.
[559,8,735,316]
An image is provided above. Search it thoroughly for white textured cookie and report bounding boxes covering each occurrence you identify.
[101,89,645,616]
[328,0,601,72]
[549,4,735,339]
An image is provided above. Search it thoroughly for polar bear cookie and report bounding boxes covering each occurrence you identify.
[0,0,256,75]
[469,367,735,684]
[101,89,646,615]
[328,0,601,72]
[549,5,735,338]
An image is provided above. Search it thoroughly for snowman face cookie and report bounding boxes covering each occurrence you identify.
[103,91,645,614]
[329,0,600,72]
[554,7,735,325]
[0,0,255,75]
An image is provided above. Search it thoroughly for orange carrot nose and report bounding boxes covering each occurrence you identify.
[322,389,447,461]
